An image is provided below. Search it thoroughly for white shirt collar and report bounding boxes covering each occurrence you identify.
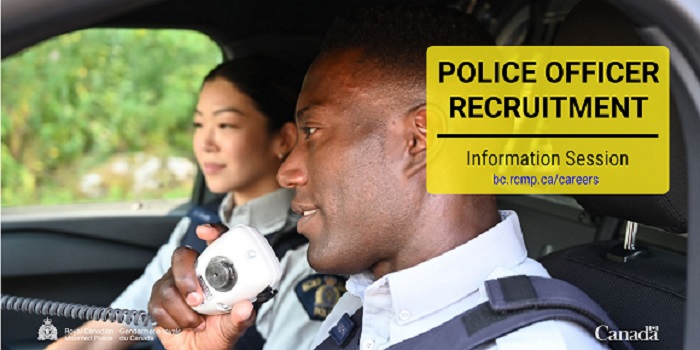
[218,188,295,235]
[346,210,528,324]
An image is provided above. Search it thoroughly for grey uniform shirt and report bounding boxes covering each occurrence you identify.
[111,188,324,350]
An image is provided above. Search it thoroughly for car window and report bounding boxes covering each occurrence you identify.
[1,28,222,210]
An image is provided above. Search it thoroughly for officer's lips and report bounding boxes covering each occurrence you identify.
[292,203,320,233]
[303,209,318,216]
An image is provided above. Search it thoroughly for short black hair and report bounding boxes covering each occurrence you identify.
[321,4,493,83]
[203,56,303,133]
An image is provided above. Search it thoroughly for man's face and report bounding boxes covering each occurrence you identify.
[277,49,412,275]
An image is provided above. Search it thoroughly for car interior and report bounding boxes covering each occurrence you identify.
[2,0,699,350]
[536,2,687,350]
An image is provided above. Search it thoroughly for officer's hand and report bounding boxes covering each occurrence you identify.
[196,223,229,246]
[149,246,256,350]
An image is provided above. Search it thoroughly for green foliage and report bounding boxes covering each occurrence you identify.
[1,29,222,206]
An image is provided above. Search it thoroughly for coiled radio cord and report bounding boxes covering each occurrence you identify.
[1,294,154,327]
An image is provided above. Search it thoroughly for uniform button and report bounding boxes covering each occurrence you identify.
[399,310,410,321]
[363,338,375,350]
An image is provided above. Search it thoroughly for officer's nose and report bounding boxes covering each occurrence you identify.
[203,133,217,152]
[277,145,307,189]
[193,124,218,154]
[199,125,218,153]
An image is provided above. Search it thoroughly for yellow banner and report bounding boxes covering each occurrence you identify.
[426,46,669,194]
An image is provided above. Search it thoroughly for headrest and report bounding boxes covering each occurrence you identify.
[555,0,688,233]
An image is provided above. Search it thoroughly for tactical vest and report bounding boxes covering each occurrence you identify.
[315,275,632,350]
[152,198,308,350]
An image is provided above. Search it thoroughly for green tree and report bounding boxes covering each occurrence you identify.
[1,29,222,206]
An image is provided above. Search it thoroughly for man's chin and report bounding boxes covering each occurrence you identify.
[307,249,365,276]
[307,249,339,274]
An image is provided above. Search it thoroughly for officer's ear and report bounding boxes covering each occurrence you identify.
[404,104,427,176]
[273,122,297,160]
[409,105,427,155]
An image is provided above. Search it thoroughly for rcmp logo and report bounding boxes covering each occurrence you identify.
[37,317,58,341]
[295,274,347,321]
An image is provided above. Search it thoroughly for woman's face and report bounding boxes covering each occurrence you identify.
[193,77,281,194]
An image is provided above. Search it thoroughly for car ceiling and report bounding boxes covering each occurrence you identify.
[2,0,411,59]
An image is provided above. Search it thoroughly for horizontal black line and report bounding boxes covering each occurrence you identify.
[436,134,659,139]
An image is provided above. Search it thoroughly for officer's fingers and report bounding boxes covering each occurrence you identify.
[220,301,256,341]
[171,246,203,306]
[196,223,229,245]
[149,303,179,331]
[149,271,203,330]
[152,326,186,345]
[160,284,205,330]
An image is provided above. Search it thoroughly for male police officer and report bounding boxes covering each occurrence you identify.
[148,5,614,350]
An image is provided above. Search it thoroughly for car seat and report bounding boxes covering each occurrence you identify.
[537,1,688,350]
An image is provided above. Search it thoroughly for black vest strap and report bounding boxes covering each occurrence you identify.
[314,276,632,350]
[264,225,309,261]
[463,275,624,345]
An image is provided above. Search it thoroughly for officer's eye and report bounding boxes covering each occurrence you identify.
[219,123,239,129]
[302,127,318,139]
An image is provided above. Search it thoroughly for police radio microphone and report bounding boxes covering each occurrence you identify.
[1,225,283,325]
[193,224,282,314]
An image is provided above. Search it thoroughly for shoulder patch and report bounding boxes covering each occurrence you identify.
[295,274,348,321]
